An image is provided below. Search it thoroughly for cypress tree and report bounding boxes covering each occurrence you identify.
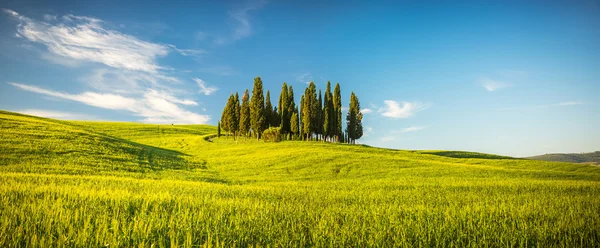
[346,92,363,144]
[265,90,273,128]
[323,81,333,142]
[217,121,221,138]
[278,83,289,134]
[225,94,239,140]
[302,82,318,141]
[287,85,296,140]
[317,90,323,141]
[220,95,232,133]
[239,89,250,137]
[290,110,299,140]
[299,95,305,140]
[232,92,240,139]
[272,106,280,127]
[333,83,342,142]
[250,77,265,140]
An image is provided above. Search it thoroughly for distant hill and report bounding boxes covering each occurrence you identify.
[527,151,600,164]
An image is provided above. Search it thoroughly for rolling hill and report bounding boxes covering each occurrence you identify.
[527,151,600,165]
[1,110,599,247]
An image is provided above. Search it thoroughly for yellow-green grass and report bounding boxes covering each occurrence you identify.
[1,110,599,247]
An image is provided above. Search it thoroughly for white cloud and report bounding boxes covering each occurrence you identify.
[481,78,508,92]
[378,100,429,118]
[11,82,209,124]
[17,109,96,120]
[361,108,373,114]
[230,0,267,41]
[380,136,395,142]
[194,78,218,96]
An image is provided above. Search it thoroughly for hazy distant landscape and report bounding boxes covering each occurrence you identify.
[527,151,600,165]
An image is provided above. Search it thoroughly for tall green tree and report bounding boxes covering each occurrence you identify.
[290,110,299,139]
[265,90,273,128]
[272,106,280,127]
[333,83,342,142]
[299,95,305,140]
[225,94,239,140]
[250,77,265,139]
[316,90,323,141]
[278,83,289,134]
[287,85,296,140]
[238,89,250,137]
[220,95,232,133]
[302,82,318,141]
[217,121,221,138]
[346,92,363,144]
[323,81,334,142]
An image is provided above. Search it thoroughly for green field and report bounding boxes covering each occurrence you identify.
[1,110,599,247]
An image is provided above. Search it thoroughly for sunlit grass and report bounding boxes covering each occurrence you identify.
[1,110,599,247]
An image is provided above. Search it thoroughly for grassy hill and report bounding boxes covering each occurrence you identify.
[1,110,599,247]
[527,151,600,165]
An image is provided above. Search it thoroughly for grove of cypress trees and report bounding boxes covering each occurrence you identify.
[333,83,342,142]
[239,89,250,137]
[250,77,265,140]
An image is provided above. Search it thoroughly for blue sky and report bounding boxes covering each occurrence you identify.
[0,0,598,157]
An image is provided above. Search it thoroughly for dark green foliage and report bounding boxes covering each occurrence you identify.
[323,81,333,141]
[239,89,251,137]
[250,77,266,139]
[302,82,318,141]
[265,90,274,128]
[224,94,240,140]
[272,107,280,128]
[278,83,289,134]
[217,121,221,138]
[290,110,299,139]
[287,85,296,139]
[317,90,323,140]
[345,92,363,144]
[333,83,342,142]
[262,127,282,142]
[220,96,232,133]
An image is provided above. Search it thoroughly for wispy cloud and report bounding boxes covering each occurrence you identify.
[295,72,313,85]
[4,9,211,124]
[17,109,96,120]
[391,126,426,134]
[10,82,208,124]
[480,78,509,92]
[498,101,585,111]
[194,78,218,96]
[378,100,429,118]
[215,0,267,44]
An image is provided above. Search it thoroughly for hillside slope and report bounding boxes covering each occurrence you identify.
[1,110,599,247]
[527,151,600,164]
